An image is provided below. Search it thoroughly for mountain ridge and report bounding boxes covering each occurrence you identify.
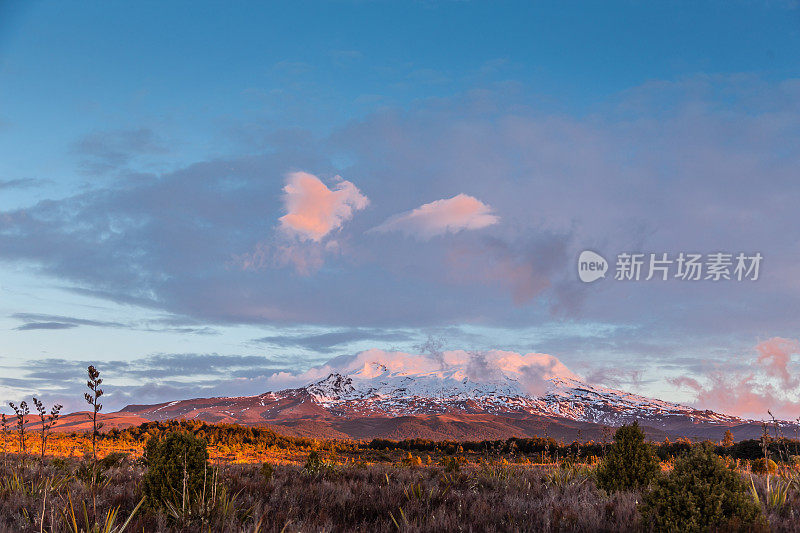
[108,359,784,441]
[42,355,790,441]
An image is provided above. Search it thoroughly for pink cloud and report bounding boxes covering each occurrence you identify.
[684,372,800,421]
[670,337,800,419]
[279,172,369,242]
[373,193,498,239]
[232,172,365,275]
[755,337,800,389]
[260,348,580,394]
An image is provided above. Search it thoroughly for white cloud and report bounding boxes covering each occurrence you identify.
[373,193,498,239]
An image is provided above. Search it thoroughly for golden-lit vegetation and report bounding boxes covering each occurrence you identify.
[0,418,797,531]
[2,366,800,531]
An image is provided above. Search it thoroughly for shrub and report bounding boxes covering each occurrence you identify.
[304,450,323,472]
[440,455,463,473]
[303,450,334,476]
[751,457,778,475]
[261,462,274,481]
[99,451,128,470]
[641,445,765,532]
[51,457,69,471]
[141,431,210,510]
[401,452,422,467]
[596,422,660,492]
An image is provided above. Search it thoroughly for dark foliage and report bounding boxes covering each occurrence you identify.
[596,422,660,492]
[751,457,778,475]
[100,420,800,467]
[718,438,800,461]
[641,445,765,532]
[141,431,210,510]
[108,419,330,451]
[260,462,274,482]
[0,448,797,532]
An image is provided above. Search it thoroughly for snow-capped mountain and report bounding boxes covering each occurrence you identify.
[105,351,774,441]
[301,361,743,427]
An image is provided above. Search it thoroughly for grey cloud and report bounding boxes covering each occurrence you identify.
[0,75,798,344]
[0,178,47,190]
[72,128,168,174]
[9,313,217,335]
[127,353,285,378]
[14,322,78,331]
[0,352,297,412]
[253,328,415,353]
[465,351,503,382]
[12,313,126,329]
[445,232,573,307]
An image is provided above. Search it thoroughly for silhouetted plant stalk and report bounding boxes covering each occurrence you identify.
[84,364,104,516]
[32,396,62,462]
[8,400,29,458]
[0,413,7,462]
[85,365,104,468]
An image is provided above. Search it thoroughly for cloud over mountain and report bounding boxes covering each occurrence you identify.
[260,347,581,396]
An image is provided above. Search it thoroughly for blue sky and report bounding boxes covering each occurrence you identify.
[1,1,799,417]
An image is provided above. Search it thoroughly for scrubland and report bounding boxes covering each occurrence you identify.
[0,420,798,532]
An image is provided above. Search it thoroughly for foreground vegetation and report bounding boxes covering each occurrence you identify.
[3,417,798,467]
[0,422,799,531]
[2,368,799,531]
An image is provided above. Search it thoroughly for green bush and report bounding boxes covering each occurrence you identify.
[142,431,210,510]
[596,422,660,492]
[641,446,765,532]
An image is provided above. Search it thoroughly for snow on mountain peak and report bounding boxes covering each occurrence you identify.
[294,349,743,426]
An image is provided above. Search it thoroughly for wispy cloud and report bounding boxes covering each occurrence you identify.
[10,313,217,335]
[15,322,78,331]
[0,178,47,190]
[755,337,800,389]
[0,352,296,412]
[669,337,800,419]
[11,313,125,329]
[71,128,167,174]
